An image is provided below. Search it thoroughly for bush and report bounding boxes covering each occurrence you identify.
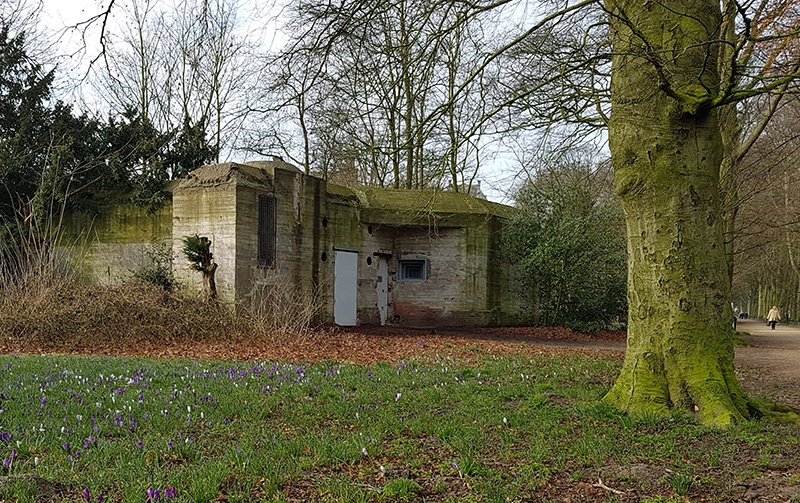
[0,280,236,347]
[245,274,323,338]
[503,159,627,329]
[130,240,176,291]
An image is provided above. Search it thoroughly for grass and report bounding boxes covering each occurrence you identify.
[0,354,798,502]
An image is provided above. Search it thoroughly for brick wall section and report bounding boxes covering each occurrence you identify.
[354,220,496,327]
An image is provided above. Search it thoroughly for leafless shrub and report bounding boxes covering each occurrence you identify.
[243,274,326,341]
[0,280,239,349]
[0,209,75,295]
[1,209,324,348]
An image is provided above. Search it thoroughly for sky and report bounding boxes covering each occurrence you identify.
[34,0,537,203]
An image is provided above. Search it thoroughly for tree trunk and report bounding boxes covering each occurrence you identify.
[202,262,218,300]
[602,0,750,425]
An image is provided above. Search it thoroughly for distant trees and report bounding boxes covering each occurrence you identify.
[89,0,259,190]
[0,9,219,227]
[0,22,116,223]
[248,0,500,191]
[503,157,626,329]
[733,96,800,319]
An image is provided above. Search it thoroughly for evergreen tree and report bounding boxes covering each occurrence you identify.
[0,23,56,219]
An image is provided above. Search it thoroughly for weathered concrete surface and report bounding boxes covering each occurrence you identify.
[62,202,173,284]
[64,160,530,327]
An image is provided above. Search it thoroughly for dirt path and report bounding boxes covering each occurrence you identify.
[735,318,800,408]
[736,318,800,378]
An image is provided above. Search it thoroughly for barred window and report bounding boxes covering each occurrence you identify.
[258,195,276,268]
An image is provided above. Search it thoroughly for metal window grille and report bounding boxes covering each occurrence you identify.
[258,195,276,268]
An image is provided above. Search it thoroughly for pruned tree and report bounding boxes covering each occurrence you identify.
[181,234,217,300]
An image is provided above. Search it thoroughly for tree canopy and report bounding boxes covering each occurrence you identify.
[0,18,218,227]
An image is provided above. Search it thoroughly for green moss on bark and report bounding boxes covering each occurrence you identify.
[602,0,800,426]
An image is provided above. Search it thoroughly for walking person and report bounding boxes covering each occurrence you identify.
[767,305,781,330]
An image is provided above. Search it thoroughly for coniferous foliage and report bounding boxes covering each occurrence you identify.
[0,20,218,223]
[0,23,57,219]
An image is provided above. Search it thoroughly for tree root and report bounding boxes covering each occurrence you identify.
[746,397,800,425]
[592,477,625,495]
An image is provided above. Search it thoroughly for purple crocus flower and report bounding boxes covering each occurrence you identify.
[146,486,161,501]
[163,486,176,498]
[82,488,91,502]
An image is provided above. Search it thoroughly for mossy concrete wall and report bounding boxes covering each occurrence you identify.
[352,216,521,327]
[245,166,331,313]
[172,182,238,303]
[64,161,529,327]
[62,202,173,284]
[326,185,527,327]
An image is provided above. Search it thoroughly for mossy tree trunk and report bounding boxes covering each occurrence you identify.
[602,0,751,426]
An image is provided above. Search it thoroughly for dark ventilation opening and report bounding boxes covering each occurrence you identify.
[322,217,328,228]
[321,252,327,262]
[366,257,372,266]
[398,259,427,281]
[258,195,276,268]
[367,225,373,234]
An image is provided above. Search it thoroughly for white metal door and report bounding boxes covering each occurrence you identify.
[333,250,358,326]
[376,256,388,326]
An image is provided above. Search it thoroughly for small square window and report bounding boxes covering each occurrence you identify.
[398,259,427,281]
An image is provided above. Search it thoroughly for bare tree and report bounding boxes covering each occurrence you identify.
[89,0,262,167]
[733,96,800,320]
[252,0,504,190]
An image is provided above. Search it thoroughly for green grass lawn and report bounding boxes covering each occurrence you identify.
[0,353,798,502]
